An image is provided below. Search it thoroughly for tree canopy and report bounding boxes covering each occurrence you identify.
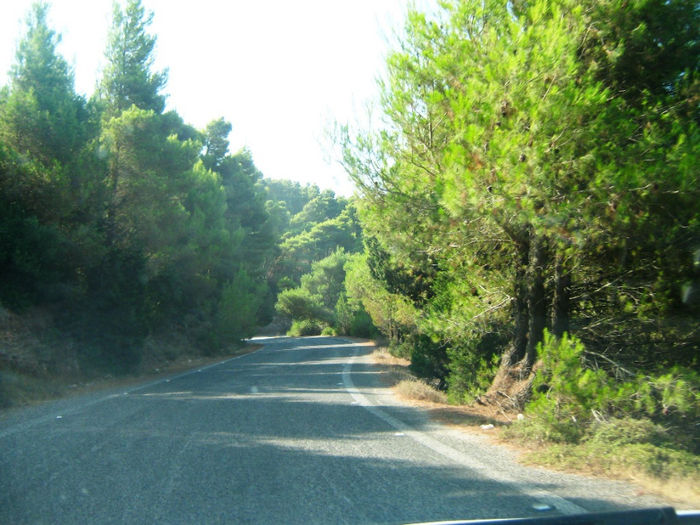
[339,0,698,408]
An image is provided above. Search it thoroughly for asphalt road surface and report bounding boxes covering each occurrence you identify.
[0,336,667,524]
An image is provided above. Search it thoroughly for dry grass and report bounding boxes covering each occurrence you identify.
[370,347,507,429]
[631,474,700,508]
[369,347,413,386]
[395,378,447,404]
[370,347,411,367]
[369,342,698,508]
[1,337,261,410]
[507,438,700,509]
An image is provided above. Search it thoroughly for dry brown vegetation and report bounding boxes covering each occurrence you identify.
[506,438,700,508]
[370,345,699,509]
[0,307,259,409]
[395,378,447,404]
[370,347,510,428]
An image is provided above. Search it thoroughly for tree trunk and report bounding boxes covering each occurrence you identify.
[551,253,571,337]
[485,229,531,407]
[500,231,530,369]
[522,234,547,369]
[486,228,550,410]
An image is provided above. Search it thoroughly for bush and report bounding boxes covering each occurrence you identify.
[214,269,265,346]
[334,292,377,337]
[446,330,504,404]
[523,330,700,445]
[585,417,670,447]
[406,334,449,387]
[347,309,377,338]
[275,288,328,322]
[287,319,324,336]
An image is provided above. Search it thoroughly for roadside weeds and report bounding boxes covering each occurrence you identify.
[0,343,260,411]
[369,346,700,509]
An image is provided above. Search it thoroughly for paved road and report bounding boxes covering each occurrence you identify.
[0,336,666,524]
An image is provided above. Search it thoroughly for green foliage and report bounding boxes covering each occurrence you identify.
[299,249,347,310]
[405,334,449,387]
[585,418,670,448]
[288,191,346,233]
[334,292,376,338]
[265,188,369,337]
[507,417,699,486]
[0,3,90,165]
[275,250,348,328]
[274,203,362,284]
[263,179,320,216]
[321,326,338,336]
[201,118,232,172]
[0,2,278,374]
[525,330,700,444]
[100,0,167,114]
[288,319,324,337]
[344,252,417,342]
[275,288,328,323]
[579,0,699,104]
[527,331,617,442]
[447,336,503,404]
[213,269,265,348]
[338,0,698,402]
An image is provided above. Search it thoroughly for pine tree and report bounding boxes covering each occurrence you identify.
[341,0,698,403]
[100,0,167,115]
[0,2,89,165]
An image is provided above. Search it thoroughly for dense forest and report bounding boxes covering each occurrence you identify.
[0,1,364,386]
[0,0,698,468]
[335,0,698,456]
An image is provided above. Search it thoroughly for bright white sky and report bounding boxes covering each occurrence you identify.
[0,1,430,196]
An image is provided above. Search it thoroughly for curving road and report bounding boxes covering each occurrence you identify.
[0,336,666,524]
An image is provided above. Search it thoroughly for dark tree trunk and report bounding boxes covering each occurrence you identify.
[500,231,530,369]
[551,253,571,337]
[523,234,547,369]
[486,226,547,410]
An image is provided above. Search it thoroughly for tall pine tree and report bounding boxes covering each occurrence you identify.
[99,0,167,115]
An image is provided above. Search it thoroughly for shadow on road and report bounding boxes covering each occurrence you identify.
[0,336,662,524]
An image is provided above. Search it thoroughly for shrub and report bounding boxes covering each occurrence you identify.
[585,417,670,447]
[524,330,700,445]
[214,269,265,346]
[446,330,504,404]
[334,292,377,338]
[403,333,449,387]
[287,319,323,336]
[275,288,328,322]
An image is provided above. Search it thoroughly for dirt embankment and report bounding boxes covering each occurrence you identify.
[0,306,257,409]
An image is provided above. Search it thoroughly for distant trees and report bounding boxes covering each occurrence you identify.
[260,179,371,336]
[0,1,282,372]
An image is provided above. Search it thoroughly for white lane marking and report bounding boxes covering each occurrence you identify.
[341,348,587,516]
[533,503,554,511]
